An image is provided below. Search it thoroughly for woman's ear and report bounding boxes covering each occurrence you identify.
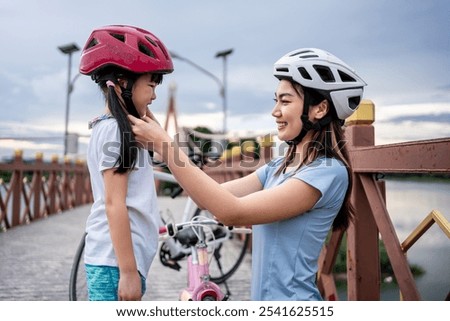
[311,100,329,120]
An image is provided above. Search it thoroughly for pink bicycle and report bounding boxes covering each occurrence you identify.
[159,217,251,301]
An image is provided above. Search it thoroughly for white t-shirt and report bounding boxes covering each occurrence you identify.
[85,116,160,277]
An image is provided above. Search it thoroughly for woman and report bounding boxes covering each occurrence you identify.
[129,48,366,300]
[79,25,173,300]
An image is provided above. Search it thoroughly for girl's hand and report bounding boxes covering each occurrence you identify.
[118,271,142,301]
[128,114,170,154]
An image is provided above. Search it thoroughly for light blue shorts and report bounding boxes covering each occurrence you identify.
[85,264,146,301]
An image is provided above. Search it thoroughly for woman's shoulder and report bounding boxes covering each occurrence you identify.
[311,156,345,167]
[260,156,284,172]
[301,156,348,177]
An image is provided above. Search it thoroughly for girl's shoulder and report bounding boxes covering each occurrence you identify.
[88,115,119,143]
[88,114,115,129]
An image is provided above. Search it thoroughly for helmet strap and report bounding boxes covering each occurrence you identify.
[286,103,333,146]
[120,80,140,118]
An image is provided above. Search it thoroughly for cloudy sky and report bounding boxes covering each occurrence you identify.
[0,0,449,160]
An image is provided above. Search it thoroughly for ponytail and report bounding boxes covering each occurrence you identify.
[92,68,140,174]
[105,82,138,173]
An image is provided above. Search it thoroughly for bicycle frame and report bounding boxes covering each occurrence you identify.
[159,219,230,301]
[180,229,226,301]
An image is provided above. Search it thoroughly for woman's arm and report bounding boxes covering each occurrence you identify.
[194,173,263,210]
[129,115,320,226]
[103,169,142,300]
[221,172,263,197]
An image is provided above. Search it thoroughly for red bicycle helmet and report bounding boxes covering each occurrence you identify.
[79,25,173,75]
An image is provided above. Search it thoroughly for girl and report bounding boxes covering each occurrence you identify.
[79,25,173,300]
[128,48,366,300]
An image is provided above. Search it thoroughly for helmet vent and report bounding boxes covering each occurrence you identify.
[276,67,289,73]
[298,67,312,80]
[313,65,335,82]
[145,36,158,47]
[348,96,361,110]
[110,33,125,43]
[85,38,98,50]
[299,54,319,59]
[338,70,356,82]
[138,42,155,58]
[289,49,314,57]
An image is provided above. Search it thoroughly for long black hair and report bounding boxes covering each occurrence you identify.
[92,67,163,174]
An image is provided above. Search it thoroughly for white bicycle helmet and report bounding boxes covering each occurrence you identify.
[273,48,367,120]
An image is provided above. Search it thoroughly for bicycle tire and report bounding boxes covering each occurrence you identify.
[193,207,250,284]
[69,232,88,301]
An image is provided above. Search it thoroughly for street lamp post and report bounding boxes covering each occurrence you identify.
[169,50,233,134]
[58,43,80,156]
[215,49,233,134]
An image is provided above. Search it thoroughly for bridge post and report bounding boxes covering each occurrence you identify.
[74,159,84,206]
[11,150,24,227]
[62,156,72,210]
[33,152,44,219]
[48,155,59,214]
[344,100,382,300]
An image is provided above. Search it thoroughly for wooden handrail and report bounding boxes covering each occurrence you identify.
[0,152,92,229]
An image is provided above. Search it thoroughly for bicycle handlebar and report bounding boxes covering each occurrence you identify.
[158,219,252,241]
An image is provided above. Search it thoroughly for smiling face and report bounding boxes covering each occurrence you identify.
[131,73,158,117]
[272,80,304,142]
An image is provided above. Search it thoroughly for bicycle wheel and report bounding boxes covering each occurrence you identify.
[193,208,250,284]
[69,232,88,301]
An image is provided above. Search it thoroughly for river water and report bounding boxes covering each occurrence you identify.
[339,177,450,301]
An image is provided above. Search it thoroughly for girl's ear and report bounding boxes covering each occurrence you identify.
[311,100,329,120]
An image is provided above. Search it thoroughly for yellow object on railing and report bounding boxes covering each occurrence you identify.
[345,99,375,126]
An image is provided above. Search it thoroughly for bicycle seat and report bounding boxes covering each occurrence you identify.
[176,227,199,247]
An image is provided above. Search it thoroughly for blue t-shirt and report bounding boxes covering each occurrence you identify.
[252,156,348,300]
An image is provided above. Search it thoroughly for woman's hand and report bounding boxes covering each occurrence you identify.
[128,114,170,154]
[144,108,161,126]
